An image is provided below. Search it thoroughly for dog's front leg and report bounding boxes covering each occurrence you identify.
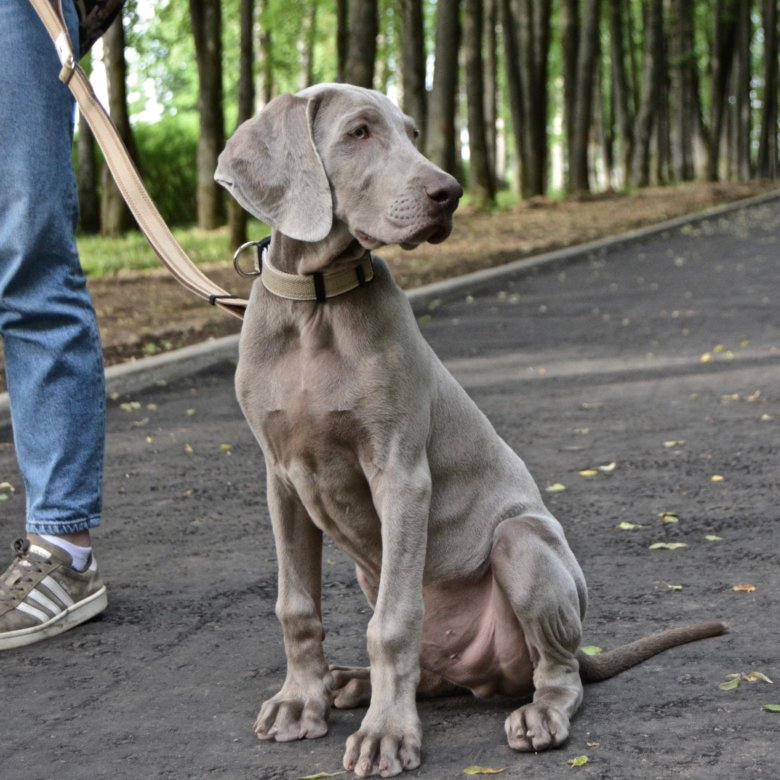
[254,474,330,742]
[343,451,431,778]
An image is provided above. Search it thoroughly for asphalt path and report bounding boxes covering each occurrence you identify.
[2,194,779,779]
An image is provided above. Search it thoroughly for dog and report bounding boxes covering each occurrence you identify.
[215,83,725,778]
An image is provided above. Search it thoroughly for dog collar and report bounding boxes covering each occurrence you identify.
[234,237,375,303]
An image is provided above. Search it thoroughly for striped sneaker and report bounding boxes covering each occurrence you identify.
[0,535,107,651]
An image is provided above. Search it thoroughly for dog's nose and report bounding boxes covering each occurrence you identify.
[424,175,463,212]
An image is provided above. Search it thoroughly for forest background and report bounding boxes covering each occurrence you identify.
[4,0,779,382]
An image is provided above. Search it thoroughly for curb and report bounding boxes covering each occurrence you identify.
[2,187,779,427]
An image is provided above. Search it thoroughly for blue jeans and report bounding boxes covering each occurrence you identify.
[0,0,105,535]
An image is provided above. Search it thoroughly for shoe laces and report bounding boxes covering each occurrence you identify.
[0,538,51,603]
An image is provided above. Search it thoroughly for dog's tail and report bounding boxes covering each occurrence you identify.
[577,621,727,683]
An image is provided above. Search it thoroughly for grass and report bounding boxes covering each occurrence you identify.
[77,219,270,278]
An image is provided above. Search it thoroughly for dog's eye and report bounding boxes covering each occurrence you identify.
[351,125,370,140]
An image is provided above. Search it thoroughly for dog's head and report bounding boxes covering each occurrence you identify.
[215,83,462,249]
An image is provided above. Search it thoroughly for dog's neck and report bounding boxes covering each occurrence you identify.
[268,222,368,276]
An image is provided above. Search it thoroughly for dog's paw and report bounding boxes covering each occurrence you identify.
[342,710,422,777]
[329,665,372,709]
[504,701,570,752]
[253,690,329,742]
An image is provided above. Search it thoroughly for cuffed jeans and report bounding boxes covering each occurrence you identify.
[0,0,105,534]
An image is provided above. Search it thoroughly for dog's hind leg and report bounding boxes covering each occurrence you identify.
[490,514,588,752]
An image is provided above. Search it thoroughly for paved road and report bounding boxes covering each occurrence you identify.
[2,195,779,779]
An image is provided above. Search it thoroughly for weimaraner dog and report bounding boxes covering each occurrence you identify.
[215,83,725,778]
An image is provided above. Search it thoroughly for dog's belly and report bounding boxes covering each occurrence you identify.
[420,568,533,697]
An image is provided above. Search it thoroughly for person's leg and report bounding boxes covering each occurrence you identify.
[0,0,105,539]
[0,0,108,650]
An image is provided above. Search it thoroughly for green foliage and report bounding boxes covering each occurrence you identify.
[133,113,199,226]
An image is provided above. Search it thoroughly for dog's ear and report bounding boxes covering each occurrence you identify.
[215,94,332,242]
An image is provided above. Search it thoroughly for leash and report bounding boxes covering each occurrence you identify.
[30,0,248,320]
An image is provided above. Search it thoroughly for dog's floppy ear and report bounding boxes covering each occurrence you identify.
[215,93,332,242]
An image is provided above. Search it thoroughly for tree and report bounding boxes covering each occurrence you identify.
[464,0,496,205]
[255,0,274,108]
[608,0,633,186]
[101,13,139,236]
[757,0,779,178]
[76,53,100,234]
[297,3,318,91]
[570,0,601,193]
[399,0,428,146]
[189,0,225,229]
[708,0,739,180]
[630,0,663,187]
[344,0,378,87]
[427,0,462,177]
[229,0,255,249]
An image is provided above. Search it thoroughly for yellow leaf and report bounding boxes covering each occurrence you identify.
[713,344,726,353]
[659,512,679,524]
[586,741,601,748]
[666,583,684,591]
[711,475,725,482]
[545,483,567,493]
[649,542,688,550]
[298,772,347,780]
[705,534,723,542]
[463,767,507,776]
[760,413,774,422]
[578,469,599,478]
[663,440,686,448]
[700,352,713,363]
[581,646,602,656]
[145,435,154,445]
[184,444,194,455]
[617,521,643,530]
[567,755,589,767]
[733,584,756,592]
[762,704,780,712]
[743,672,773,684]
[598,462,617,473]
[719,676,741,691]
[0,482,15,493]
[220,443,233,453]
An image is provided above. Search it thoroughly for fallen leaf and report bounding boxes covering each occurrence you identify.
[746,391,761,402]
[219,443,233,454]
[0,481,15,492]
[567,755,589,768]
[666,583,684,591]
[659,512,680,524]
[581,646,602,656]
[573,428,590,435]
[145,435,154,445]
[578,469,599,477]
[743,672,773,684]
[700,352,713,363]
[146,403,158,411]
[705,534,723,542]
[719,675,742,691]
[119,401,141,412]
[720,393,740,403]
[463,767,506,776]
[598,462,617,473]
[298,772,347,780]
[184,444,194,455]
[663,440,686,448]
[733,584,756,593]
[186,408,197,416]
[617,521,643,530]
[545,483,567,493]
[760,413,774,422]
[649,542,689,550]
[762,704,780,712]
[711,474,725,482]
[713,344,726,354]
[586,741,601,748]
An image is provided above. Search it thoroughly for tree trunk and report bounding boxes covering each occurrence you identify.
[255,0,273,109]
[297,3,318,91]
[229,0,255,249]
[630,0,663,187]
[464,0,496,205]
[484,0,500,183]
[708,0,739,180]
[399,0,428,146]
[190,0,225,229]
[570,0,601,193]
[608,0,633,187]
[427,0,461,177]
[344,0,378,87]
[668,0,696,181]
[560,0,579,189]
[734,0,752,180]
[76,53,100,234]
[100,13,138,236]
[757,0,778,177]
[500,0,525,194]
[337,0,349,82]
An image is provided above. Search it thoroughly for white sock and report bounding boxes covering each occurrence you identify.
[40,534,92,571]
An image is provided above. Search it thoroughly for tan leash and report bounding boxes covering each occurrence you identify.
[30,0,248,320]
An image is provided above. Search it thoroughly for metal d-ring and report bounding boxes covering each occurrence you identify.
[233,237,270,278]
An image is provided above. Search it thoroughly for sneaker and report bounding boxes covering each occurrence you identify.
[0,534,107,651]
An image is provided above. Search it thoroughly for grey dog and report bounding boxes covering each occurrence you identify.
[215,83,725,778]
